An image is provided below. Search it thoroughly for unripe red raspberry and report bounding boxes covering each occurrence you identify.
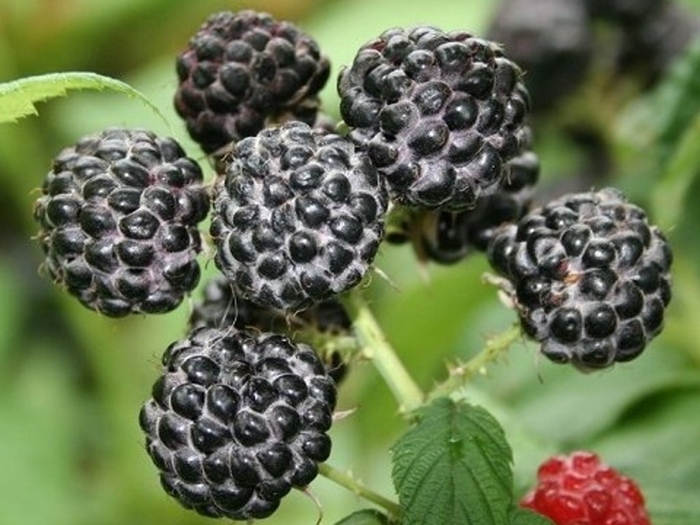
[521,451,651,525]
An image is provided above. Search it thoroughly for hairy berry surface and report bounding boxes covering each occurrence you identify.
[175,10,330,155]
[139,327,337,520]
[338,25,530,210]
[33,128,210,317]
[210,121,388,311]
[189,276,351,384]
[189,275,351,334]
[488,188,672,369]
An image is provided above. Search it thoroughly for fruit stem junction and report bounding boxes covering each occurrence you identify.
[318,462,401,519]
[429,323,522,400]
[341,288,424,414]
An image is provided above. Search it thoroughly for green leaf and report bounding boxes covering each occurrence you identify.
[509,507,554,525]
[391,398,514,525]
[454,386,559,497]
[334,509,390,525]
[0,72,168,126]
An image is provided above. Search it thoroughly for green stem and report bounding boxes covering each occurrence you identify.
[429,323,522,400]
[340,288,424,414]
[318,463,401,519]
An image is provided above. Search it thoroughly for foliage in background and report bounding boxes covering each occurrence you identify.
[2,0,700,524]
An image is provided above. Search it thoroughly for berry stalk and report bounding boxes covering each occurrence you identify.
[341,288,424,414]
[318,463,401,519]
[429,323,522,399]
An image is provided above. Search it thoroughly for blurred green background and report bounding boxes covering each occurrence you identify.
[2,0,700,524]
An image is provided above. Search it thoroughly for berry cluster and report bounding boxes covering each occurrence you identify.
[29,5,675,522]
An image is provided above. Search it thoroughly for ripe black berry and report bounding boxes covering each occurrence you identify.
[174,10,330,155]
[139,326,337,520]
[210,121,388,311]
[338,25,530,210]
[487,188,672,370]
[614,1,700,87]
[33,128,210,317]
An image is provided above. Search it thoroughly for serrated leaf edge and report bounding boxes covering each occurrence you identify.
[0,72,169,129]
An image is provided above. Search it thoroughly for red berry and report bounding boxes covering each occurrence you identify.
[521,451,650,525]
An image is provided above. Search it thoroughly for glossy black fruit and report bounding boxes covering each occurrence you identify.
[34,128,209,316]
[419,127,540,263]
[210,121,388,311]
[487,188,672,370]
[139,326,337,520]
[338,25,530,210]
[175,10,330,155]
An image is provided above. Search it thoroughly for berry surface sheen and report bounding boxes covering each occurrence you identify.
[210,121,388,311]
[139,327,337,520]
[175,10,330,155]
[521,451,651,525]
[488,188,672,369]
[338,25,530,210]
[34,128,210,317]
[418,126,540,264]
